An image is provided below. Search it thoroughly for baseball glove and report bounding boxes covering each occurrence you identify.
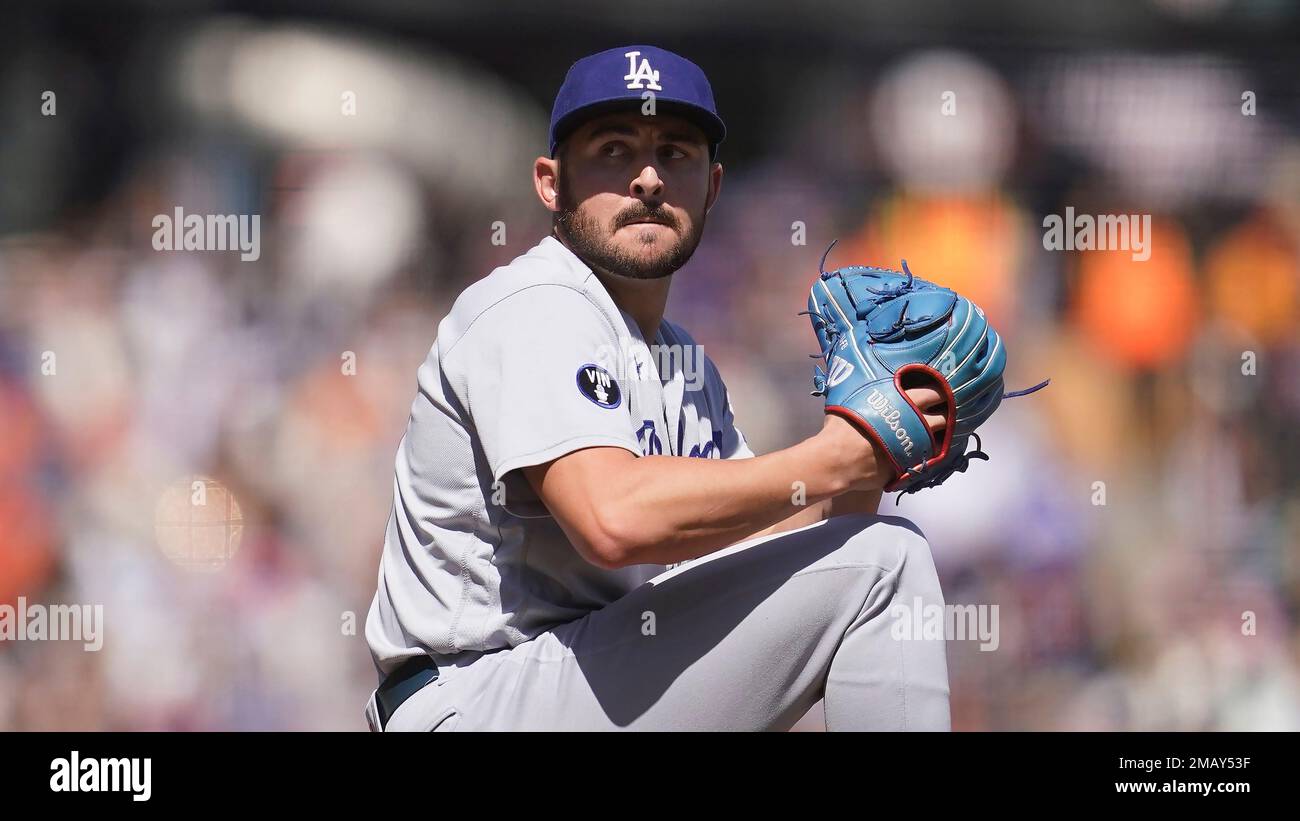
[804,244,1047,497]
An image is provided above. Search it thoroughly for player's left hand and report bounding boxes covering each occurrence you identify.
[903,384,949,437]
[806,253,1048,496]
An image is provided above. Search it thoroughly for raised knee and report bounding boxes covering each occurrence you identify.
[828,513,933,573]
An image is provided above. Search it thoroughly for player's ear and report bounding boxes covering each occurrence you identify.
[705,161,723,214]
[534,156,561,213]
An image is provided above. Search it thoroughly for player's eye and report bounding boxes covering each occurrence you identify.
[600,142,629,158]
[660,145,688,160]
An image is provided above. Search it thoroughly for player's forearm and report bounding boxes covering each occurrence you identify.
[598,425,880,566]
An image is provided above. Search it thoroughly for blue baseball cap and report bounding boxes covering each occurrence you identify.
[549,45,726,160]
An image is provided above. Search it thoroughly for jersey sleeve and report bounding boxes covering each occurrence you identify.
[446,285,641,484]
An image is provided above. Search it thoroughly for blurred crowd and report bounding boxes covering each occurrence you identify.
[2,6,1299,730]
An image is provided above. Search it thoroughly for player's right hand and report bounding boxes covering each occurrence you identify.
[818,386,948,492]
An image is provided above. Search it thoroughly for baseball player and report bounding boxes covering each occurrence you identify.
[364,45,953,731]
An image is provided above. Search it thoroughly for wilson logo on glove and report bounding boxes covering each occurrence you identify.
[866,389,915,458]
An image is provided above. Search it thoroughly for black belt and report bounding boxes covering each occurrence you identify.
[375,655,440,731]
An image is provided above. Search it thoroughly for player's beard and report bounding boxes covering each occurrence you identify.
[555,176,706,281]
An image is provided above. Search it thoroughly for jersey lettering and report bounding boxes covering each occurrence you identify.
[687,429,724,459]
[636,420,663,456]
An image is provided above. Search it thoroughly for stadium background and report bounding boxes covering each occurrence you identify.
[2,0,1299,730]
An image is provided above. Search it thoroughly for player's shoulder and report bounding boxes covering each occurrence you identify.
[455,236,594,312]
[442,236,614,344]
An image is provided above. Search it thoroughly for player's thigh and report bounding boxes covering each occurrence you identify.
[451,514,937,730]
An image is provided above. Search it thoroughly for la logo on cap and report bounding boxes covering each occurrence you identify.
[624,50,662,91]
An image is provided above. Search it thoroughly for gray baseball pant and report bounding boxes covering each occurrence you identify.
[367,513,950,731]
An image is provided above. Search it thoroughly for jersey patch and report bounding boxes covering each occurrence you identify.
[576,364,621,409]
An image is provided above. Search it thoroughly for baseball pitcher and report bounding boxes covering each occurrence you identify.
[363,45,1019,731]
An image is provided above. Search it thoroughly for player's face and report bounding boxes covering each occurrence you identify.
[548,112,721,280]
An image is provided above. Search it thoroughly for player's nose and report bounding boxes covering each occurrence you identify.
[630,166,664,200]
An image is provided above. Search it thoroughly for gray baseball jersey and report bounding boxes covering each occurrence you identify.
[365,235,753,675]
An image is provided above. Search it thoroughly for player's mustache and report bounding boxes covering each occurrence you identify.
[614,205,679,231]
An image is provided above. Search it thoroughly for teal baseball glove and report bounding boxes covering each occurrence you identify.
[805,245,1047,496]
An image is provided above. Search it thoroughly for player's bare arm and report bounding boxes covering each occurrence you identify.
[524,391,947,568]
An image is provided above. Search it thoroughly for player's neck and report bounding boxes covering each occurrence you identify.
[591,269,671,342]
[551,229,672,340]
